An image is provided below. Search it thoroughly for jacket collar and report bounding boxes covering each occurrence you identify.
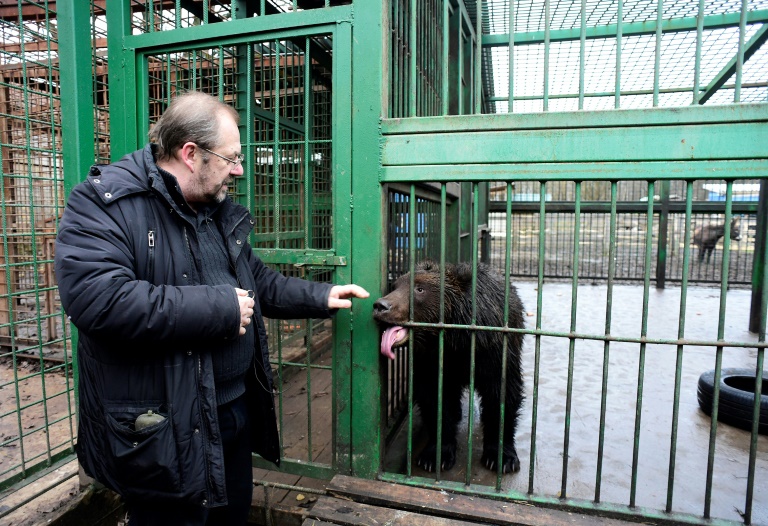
[87,144,254,233]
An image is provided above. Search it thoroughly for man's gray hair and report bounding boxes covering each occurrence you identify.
[150,91,239,161]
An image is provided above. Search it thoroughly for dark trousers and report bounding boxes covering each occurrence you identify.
[126,395,254,526]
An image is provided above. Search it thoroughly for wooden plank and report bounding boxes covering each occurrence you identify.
[309,496,482,526]
[327,475,635,526]
[302,520,339,526]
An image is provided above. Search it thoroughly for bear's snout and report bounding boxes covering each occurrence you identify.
[373,298,392,315]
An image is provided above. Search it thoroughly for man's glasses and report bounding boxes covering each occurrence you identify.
[197,145,245,167]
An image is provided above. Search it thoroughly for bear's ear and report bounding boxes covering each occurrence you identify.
[416,260,439,273]
[452,262,474,289]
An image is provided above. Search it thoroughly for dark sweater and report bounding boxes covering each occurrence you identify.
[159,167,254,405]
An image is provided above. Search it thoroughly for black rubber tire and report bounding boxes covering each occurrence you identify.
[697,368,768,435]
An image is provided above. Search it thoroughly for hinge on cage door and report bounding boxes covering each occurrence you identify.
[294,255,347,268]
[255,250,347,267]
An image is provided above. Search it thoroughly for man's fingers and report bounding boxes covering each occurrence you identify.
[339,284,369,299]
[328,298,353,309]
[327,284,370,309]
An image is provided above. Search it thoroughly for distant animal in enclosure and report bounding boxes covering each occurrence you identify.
[373,261,525,474]
[692,217,741,263]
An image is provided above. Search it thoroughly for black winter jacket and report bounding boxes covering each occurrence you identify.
[55,145,334,507]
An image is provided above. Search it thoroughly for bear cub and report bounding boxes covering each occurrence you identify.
[373,261,525,474]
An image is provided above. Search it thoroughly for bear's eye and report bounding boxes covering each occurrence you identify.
[415,286,425,294]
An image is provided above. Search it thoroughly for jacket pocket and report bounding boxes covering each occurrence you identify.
[104,404,182,493]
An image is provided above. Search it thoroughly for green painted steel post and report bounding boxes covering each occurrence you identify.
[58,0,97,404]
[333,20,356,476]
[350,0,385,479]
[106,0,140,158]
[656,180,670,289]
[750,181,768,333]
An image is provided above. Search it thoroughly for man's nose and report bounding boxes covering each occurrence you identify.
[231,162,244,176]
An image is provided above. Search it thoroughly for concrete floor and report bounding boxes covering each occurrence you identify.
[385,281,768,525]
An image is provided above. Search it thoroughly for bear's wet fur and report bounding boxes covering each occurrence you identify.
[373,261,524,474]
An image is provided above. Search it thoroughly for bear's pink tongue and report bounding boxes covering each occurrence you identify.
[380,326,407,360]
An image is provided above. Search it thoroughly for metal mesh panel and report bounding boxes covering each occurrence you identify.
[0,0,76,496]
[250,39,334,251]
[126,0,348,33]
[479,0,768,113]
[488,180,759,286]
[92,2,110,163]
[389,0,768,114]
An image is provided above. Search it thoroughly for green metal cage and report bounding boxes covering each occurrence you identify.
[0,1,766,526]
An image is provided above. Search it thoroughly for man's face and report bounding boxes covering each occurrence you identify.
[189,114,244,205]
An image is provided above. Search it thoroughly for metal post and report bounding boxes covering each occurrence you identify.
[750,181,768,333]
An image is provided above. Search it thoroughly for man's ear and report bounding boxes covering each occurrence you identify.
[178,142,199,172]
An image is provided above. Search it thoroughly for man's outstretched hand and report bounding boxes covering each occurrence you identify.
[328,284,370,309]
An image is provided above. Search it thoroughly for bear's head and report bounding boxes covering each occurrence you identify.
[373,261,462,359]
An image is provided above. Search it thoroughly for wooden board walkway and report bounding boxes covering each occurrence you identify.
[248,473,652,526]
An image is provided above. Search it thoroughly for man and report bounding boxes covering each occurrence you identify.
[54,91,369,525]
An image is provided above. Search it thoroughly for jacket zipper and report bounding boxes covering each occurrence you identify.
[196,354,214,505]
[147,230,155,278]
[183,224,213,505]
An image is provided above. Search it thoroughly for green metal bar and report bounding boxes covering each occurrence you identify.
[252,456,335,480]
[750,182,768,333]
[654,0,663,106]
[242,43,255,218]
[692,0,705,105]
[543,0,550,111]
[272,39,281,248]
[122,7,353,52]
[306,316,313,462]
[466,182,479,485]
[495,182,512,488]
[407,184,417,477]
[409,0,416,117]
[528,181,546,495]
[561,181,581,499]
[655,180,670,288]
[349,0,383,478]
[458,19,464,116]
[333,18,356,476]
[734,0,748,102]
[744,351,764,524]
[615,0,622,109]
[594,182,617,503]
[382,160,767,183]
[578,0,586,109]
[629,181,654,507]
[508,0,514,111]
[382,103,768,132]
[435,184,447,480]
[55,0,94,450]
[442,0,449,115]
[304,37,311,249]
[698,24,768,105]
[703,182,734,519]
[481,9,768,47]
[388,319,767,350]
[666,181,694,513]
[475,0,482,114]
[106,0,138,157]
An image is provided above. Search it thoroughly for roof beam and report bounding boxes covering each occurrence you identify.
[698,23,768,104]
[482,9,768,47]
